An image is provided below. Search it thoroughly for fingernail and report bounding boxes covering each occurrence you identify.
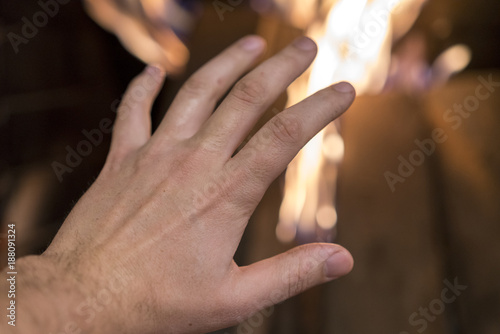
[333,82,354,93]
[324,250,353,278]
[241,36,265,51]
[293,37,316,51]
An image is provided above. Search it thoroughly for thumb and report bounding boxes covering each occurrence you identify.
[232,243,353,316]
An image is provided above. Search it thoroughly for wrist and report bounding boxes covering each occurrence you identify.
[13,255,84,333]
[4,255,119,334]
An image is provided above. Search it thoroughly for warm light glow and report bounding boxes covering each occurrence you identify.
[278,132,325,240]
[327,0,368,38]
[276,219,297,243]
[316,205,338,230]
[273,0,321,29]
[278,0,426,242]
[84,0,190,74]
[432,44,472,83]
[322,133,345,163]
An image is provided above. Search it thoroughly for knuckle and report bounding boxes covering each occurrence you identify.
[232,79,266,106]
[226,164,263,211]
[190,135,221,157]
[268,115,302,145]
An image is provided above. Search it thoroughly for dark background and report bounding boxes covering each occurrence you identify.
[1,0,499,333]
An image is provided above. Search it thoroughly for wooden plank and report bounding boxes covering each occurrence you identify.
[424,72,500,334]
[322,93,449,334]
[236,92,453,333]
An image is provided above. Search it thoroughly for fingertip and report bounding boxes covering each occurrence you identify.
[324,248,354,279]
[293,36,317,52]
[146,64,167,77]
[330,82,356,116]
[239,35,266,52]
[333,81,356,95]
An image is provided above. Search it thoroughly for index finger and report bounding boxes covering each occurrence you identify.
[229,82,355,206]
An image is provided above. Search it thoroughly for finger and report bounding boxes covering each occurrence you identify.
[231,243,353,316]
[154,35,266,141]
[229,82,355,207]
[194,37,318,158]
[108,65,165,162]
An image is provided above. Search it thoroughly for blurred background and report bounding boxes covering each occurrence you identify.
[1,0,499,333]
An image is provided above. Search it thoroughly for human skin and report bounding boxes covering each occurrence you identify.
[1,35,355,334]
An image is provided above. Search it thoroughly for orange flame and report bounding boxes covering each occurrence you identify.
[277,0,426,243]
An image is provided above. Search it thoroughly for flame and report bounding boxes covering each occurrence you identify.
[83,0,427,243]
[277,0,425,243]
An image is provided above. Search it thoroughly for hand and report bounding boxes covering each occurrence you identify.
[6,35,355,334]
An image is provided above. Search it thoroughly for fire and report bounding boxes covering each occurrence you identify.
[83,0,432,243]
[277,0,426,243]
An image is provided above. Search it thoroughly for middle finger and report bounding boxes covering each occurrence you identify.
[193,37,318,158]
